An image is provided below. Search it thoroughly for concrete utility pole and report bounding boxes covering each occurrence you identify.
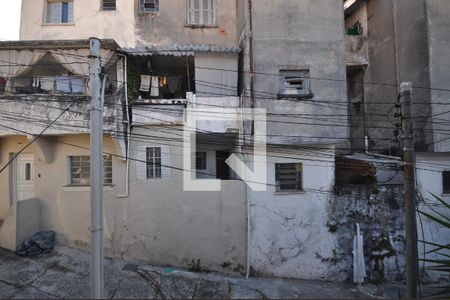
[400,82,418,299]
[89,37,104,299]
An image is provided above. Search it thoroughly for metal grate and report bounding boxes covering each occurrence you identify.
[102,0,116,11]
[139,0,159,13]
[275,163,303,192]
[146,147,162,179]
[70,155,113,185]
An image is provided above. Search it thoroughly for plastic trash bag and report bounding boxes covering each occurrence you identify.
[16,231,56,257]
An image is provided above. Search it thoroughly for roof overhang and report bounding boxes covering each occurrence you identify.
[119,44,241,57]
[0,39,119,51]
[344,0,366,17]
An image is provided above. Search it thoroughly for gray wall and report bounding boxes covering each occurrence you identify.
[243,0,349,145]
[426,0,450,152]
[347,0,434,153]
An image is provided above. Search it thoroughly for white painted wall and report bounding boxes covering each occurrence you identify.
[416,152,450,281]
[247,145,339,280]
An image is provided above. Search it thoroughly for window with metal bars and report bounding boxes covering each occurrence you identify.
[443,171,450,194]
[45,0,74,24]
[187,0,216,26]
[102,0,116,10]
[139,0,159,13]
[69,155,113,186]
[279,70,310,97]
[275,163,303,192]
[146,147,162,179]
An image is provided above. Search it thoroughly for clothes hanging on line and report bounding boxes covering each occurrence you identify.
[140,75,151,92]
[150,76,159,97]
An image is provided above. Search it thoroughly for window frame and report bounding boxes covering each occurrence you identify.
[275,163,303,192]
[443,171,450,195]
[186,0,217,27]
[146,147,162,179]
[139,0,160,13]
[278,69,313,99]
[195,151,207,171]
[68,155,113,186]
[102,0,116,11]
[44,0,74,25]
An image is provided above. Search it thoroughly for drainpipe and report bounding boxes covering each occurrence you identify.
[244,151,251,279]
[248,0,255,111]
[246,0,254,279]
[117,54,130,198]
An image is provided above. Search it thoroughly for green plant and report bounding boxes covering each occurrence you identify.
[418,194,450,299]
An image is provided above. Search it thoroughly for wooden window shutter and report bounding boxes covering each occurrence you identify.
[136,145,147,180]
[188,0,214,25]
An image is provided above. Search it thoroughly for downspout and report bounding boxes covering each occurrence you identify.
[248,0,255,111]
[246,0,254,279]
[117,54,130,198]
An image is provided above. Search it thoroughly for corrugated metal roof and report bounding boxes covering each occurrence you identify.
[0,39,119,50]
[118,44,240,56]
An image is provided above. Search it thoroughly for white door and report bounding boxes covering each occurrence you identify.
[17,154,36,201]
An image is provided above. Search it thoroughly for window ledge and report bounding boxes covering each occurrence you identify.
[277,93,314,100]
[62,185,115,192]
[138,11,160,16]
[184,24,219,29]
[274,190,306,195]
[442,193,450,197]
[42,23,75,26]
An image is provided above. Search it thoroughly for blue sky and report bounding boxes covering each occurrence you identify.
[0,0,22,40]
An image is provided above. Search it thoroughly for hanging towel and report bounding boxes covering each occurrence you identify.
[140,75,151,92]
[151,76,159,97]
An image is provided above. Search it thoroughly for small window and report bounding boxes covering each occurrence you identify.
[25,163,32,181]
[187,0,216,26]
[102,0,116,11]
[275,163,303,192]
[146,147,161,179]
[279,70,310,97]
[139,0,160,13]
[443,171,450,194]
[69,155,113,186]
[46,1,74,24]
[196,152,207,170]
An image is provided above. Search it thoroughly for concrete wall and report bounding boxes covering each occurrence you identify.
[425,0,450,152]
[248,145,339,280]
[346,0,433,153]
[0,131,248,274]
[195,52,239,97]
[416,152,450,282]
[0,198,40,251]
[20,0,238,48]
[243,0,348,145]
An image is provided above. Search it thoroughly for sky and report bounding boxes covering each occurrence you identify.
[0,0,22,41]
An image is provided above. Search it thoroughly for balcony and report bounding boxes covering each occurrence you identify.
[346,35,368,67]
[0,94,121,136]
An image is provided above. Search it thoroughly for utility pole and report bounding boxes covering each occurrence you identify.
[89,37,104,299]
[400,82,418,299]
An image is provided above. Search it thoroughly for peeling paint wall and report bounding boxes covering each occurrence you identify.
[20,0,238,48]
[330,184,406,283]
[248,145,339,280]
[0,129,247,276]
